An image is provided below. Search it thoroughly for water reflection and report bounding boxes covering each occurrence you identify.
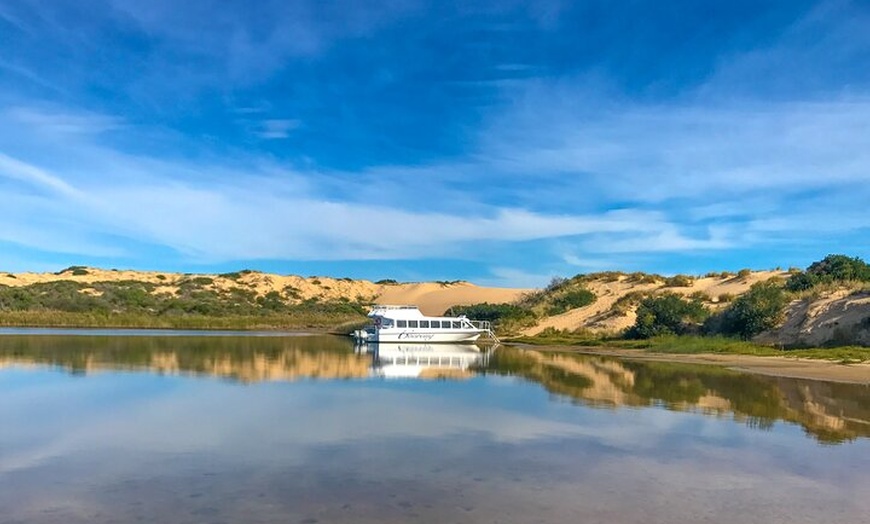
[2,333,870,523]
[485,346,870,444]
[1,333,868,443]
[360,342,493,379]
[0,332,369,382]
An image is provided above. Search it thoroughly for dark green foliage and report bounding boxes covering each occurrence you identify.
[55,265,88,275]
[218,269,254,279]
[626,272,661,284]
[516,277,597,318]
[784,271,816,291]
[611,291,648,314]
[183,276,214,286]
[737,268,752,278]
[546,277,569,291]
[375,279,398,285]
[283,285,302,299]
[626,293,709,339]
[448,302,536,330]
[715,281,787,339]
[807,254,870,281]
[547,289,596,315]
[663,274,693,287]
[257,291,285,311]
[0,281,104,313]
[786,254,870,291]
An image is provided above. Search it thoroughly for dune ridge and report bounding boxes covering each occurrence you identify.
[2,267,868,347]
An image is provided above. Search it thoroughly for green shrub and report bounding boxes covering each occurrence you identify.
[689,291,710,302]
[663,274,693,287]
[807,254,870,281]
[737,268,752,278]
[626,293,709,339]
[784,271,815,292]
[375,279,398,285]
[785,254,870,291]
[448,302,536,331]
[546,277,569,291]
[714,281,787,339]
[55,265,89,276]
[547,289,596,315]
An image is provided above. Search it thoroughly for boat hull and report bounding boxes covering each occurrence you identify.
[369,329,483,343]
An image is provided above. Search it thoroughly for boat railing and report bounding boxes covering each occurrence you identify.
[469,320,500,343]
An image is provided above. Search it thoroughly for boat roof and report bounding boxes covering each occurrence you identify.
[367,305,467,320]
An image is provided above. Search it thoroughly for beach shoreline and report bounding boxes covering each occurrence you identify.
[512,344,870,385]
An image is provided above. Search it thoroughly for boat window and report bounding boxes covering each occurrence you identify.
[419,320,429,328]
[430,320,441,328]
[452,321,461,329]
[408,320,418,328]
[397,320,407,328]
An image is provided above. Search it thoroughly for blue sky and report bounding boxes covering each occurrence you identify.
[1,0,868,286]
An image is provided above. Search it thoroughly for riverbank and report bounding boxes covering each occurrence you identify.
[513,344,870,385]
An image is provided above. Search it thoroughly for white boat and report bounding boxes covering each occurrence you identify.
[351,305,497,344]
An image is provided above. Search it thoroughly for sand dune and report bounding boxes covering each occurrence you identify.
[522,271,788,336]
[0,267,529,316]
[375,281,530,315]
[2,267,867,346]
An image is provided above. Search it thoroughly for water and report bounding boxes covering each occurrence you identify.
[1,332,869,523]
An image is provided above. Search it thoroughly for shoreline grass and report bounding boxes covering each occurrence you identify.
[0,310,365,331]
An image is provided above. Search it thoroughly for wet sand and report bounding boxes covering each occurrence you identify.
[522,345,870,384]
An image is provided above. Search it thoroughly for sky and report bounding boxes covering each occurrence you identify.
[1,0,868,286]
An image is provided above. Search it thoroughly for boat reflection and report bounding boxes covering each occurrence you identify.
[359,342,494,379]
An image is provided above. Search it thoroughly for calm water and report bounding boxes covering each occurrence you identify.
[1,332,869,524]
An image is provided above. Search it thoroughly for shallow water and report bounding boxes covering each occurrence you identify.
[1,332,869,523]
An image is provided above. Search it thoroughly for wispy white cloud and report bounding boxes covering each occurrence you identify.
[107,0,424,84]
[256,118,301,139]
[0,152,82,197]
[6,106,122,136]
[482,95,870,201]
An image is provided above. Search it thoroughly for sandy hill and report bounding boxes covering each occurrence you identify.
[2,266,867,346]
[522,270,788,336]
[518,270,869,347]
[0,267,529,315]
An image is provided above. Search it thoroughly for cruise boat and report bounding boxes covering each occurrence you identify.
[351,305,497,344]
